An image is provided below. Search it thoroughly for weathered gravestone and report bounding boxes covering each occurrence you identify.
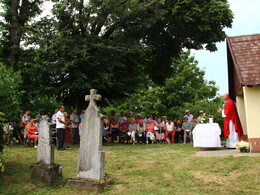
[66,89,106,192]
[30,116,62,186]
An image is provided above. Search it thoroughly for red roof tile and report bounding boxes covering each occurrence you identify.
[227,34,260,87]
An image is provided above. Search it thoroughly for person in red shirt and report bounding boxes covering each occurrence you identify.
[26,118,38,148]
[218,93,244,148]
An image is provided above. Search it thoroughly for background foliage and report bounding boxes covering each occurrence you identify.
[0,0,232,121]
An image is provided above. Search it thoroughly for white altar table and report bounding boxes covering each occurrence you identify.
[193,123,221,148]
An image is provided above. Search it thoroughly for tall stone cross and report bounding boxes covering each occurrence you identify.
[77,89,105,180]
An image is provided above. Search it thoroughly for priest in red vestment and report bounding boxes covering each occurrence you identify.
[218,93,244,148]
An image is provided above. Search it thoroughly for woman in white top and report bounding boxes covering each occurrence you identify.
[165,117,175,144]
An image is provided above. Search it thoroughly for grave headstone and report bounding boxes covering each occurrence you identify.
[67,89,106,192]
[30,116,62,186]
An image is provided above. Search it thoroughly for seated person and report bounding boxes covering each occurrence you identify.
[109,118,120,143]
[26,118,38,148]
[165,117,175,144]
[190,117,198,143]
[175,118,184,143]
[128,119,137,145]
[146,119,155,144]
[182,117,192,144]
[155,118,165,144]
[119,118,130,143]
[137,120,146,144]
[103,117,111,143]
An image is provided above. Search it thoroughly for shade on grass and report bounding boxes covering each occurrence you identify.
[1,144,260,194]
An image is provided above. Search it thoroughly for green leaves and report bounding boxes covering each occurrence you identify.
[104,51,219,117]
[0,64,22,121]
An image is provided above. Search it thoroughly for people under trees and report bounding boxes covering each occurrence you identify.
[6,107,223,149]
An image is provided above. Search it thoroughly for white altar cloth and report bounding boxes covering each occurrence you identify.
[193,123,221,148]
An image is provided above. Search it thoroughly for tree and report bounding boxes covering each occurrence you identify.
[0,0,43,71]
[103,51,219,118]
[20,0,232,108]
[0,63,22,121]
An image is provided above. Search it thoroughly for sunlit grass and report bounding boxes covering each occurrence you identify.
[1,144,260,194]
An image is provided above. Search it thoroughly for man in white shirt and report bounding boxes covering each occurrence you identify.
[52,109,59,125]
[56,105,66,150]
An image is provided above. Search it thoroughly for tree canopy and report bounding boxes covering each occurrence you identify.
[0,0,233,117]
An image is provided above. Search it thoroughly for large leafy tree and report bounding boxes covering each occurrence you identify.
[1,0,233,109]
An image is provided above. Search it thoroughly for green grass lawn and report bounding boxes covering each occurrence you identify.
[1,143,260,195]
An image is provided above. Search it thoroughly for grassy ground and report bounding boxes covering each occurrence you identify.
[1,143,260,195]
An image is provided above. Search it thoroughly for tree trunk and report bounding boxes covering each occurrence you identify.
[8,0,21,71]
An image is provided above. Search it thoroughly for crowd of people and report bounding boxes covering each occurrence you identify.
[2,106,207,149]
[102,110,206,145]
[1,93,244,150]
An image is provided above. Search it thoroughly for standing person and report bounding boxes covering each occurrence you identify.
[143,114,150,124]
[184,110,194,123]
[21,109,30,145]
[26,118,38,148]
[197,110,204,123]
[117,111,125,124]
[56,105,66,151]
[35,109,44,122]
[162,116,168,124]
[182,117,192,144]
[51,108,59,146]
[52,109,59,125]
[135,114,143,124]
[127,112,134,123]
[109,110,117,121]
[218,93,244,148]
[70,108,80,145]
[78,109,85,137]
[64,112,72,149]
[165,117,175,144]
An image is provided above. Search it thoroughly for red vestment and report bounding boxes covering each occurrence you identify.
[223,98,244,138]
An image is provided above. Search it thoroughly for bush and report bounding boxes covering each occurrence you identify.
[0,64,22,122]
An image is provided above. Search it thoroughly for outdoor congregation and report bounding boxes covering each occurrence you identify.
[2,106,208,150]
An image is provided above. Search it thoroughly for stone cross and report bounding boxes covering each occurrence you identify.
[37,116,54,165]
[77,89,104,180]
[85,89,102,106]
